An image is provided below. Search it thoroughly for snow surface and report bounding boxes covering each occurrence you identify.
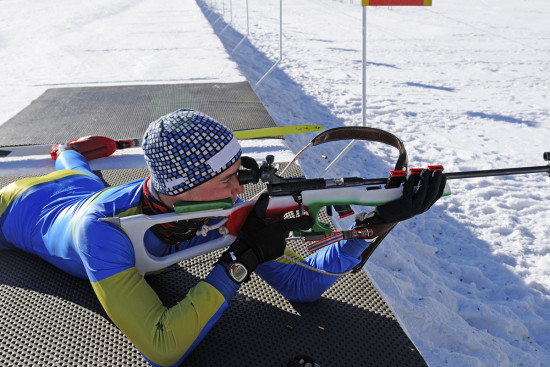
[1,0,550,365]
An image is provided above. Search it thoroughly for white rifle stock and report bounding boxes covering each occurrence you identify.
[101,183,451,275]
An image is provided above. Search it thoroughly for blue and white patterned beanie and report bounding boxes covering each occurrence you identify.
[143,109,242,196]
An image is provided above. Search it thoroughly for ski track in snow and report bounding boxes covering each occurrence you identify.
[1,0,550,366]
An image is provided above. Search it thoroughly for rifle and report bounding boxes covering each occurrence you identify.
[100,127,550,275]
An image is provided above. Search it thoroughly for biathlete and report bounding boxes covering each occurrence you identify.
[0,108,446,366]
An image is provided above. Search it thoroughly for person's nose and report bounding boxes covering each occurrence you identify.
[231,181,245,196]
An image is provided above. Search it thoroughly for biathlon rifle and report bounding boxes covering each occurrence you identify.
[100,127,550,275]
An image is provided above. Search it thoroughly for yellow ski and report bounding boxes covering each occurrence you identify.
[232,124,324,140]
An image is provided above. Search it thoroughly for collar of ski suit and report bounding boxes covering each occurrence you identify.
[140,176,204,245]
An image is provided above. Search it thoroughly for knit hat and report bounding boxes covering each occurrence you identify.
[142,109,242,196]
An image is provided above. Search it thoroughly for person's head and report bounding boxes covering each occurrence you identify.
[142,109,244,206]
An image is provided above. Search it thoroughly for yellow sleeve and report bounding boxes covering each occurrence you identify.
[91,267,228,366]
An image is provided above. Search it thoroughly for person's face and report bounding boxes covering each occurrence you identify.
[159,158,245,208]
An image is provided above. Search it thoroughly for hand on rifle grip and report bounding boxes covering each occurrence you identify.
[218,193,314,282]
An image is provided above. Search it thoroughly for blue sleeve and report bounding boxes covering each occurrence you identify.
[339,237,370,258]
[255,218,372,303]
[55,149,105,186]
[254,238,369,303]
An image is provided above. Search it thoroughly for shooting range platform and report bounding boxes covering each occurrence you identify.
[0,82,428,366]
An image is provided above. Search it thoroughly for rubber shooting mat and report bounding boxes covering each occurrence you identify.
[0,83,427,366]
[0,81,276,146]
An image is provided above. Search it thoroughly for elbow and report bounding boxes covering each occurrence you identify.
[133,327,195,367]
[139,342,189,367]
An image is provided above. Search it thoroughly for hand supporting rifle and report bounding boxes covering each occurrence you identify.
[352,169,446,271]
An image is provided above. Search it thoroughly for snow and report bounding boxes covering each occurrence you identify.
[1,0,550,365]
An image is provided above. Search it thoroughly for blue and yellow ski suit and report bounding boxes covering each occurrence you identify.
[0,150,367,366]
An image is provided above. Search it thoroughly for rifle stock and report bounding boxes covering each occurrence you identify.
[101,183,451,275]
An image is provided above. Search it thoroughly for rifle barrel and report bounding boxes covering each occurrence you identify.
[445,165,550,180]
[357,165,550,185]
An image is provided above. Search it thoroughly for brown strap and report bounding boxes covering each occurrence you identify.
[352,221,399,272]
[310,127,408,171]
[307,126,408,269]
